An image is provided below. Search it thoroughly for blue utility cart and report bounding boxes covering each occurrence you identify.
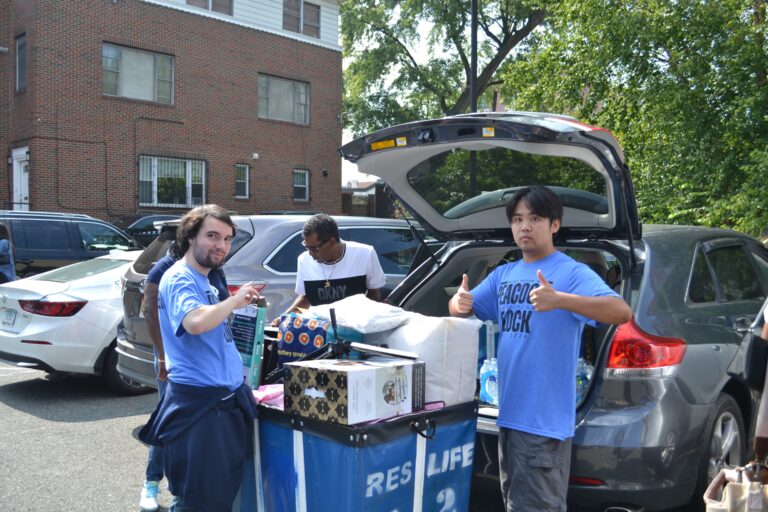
[252,401,478,512]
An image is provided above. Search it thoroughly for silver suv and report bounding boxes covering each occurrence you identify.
[115,214,427,388]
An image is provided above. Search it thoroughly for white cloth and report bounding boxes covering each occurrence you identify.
[309,294,412,333]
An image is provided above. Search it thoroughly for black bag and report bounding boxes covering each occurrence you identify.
[728,315,768,391]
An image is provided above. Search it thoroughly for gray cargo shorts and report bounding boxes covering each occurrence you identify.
[498,427,572,512]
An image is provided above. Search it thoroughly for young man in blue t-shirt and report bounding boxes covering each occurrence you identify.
[138,244,229,511]
[449,186,631,511]
[140,205,263,512]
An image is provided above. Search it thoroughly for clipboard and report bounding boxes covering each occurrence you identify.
[231,304,267,389]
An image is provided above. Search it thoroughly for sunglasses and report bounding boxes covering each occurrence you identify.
[302,238,329,253]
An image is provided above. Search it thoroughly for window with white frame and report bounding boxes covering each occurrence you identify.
[16,34,26,92]
[102,44,174,105]
[187,0,232,15]
[235,164,249,198]
[283,0,320,38]
[258,74,309,125]
[293,169,309,202]
[139,156,205,207]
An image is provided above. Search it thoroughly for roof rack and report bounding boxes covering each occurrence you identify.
[0,210,94,219]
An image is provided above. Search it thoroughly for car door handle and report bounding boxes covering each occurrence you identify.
[734,316,752,334]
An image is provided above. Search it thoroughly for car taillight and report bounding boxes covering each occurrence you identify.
[18,300,87,317]
[605,319,686,379]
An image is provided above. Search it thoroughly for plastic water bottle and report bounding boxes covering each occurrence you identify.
[487,358,499,406]
[576,358,593,403]
[479,359,491,403]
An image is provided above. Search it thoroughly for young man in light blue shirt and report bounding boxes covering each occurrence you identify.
[140,204,262,512]
[449,186,631,511]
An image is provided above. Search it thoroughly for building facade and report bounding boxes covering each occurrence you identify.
[0,0,342,224]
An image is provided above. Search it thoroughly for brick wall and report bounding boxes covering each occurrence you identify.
[3,0,343,223]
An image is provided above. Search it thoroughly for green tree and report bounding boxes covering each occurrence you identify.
[500,0,768,234]
[341,0,548,136]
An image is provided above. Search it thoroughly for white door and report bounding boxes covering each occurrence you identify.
[11,147,29,211]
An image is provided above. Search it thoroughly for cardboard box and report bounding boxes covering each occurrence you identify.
[284,358,426,425]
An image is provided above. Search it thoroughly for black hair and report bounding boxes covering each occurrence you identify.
[176,204,235,255]
[302,213,339,242]
[505,186,563,223]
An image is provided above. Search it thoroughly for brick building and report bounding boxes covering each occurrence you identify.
[0,0,342,224]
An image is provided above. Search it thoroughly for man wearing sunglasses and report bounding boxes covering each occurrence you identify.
[271,213,385,324]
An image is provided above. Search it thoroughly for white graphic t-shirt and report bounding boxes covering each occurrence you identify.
[295,240,386,306]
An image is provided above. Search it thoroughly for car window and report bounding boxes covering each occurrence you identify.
[708,245,765,301]
[689,248,716,303]
[77,222,134,251]
[20,220,70,251]
[265,233,303,273]
[750,249,768,288]
[343,227,419,275]
[134,228,176,274]
[228,228,253,260]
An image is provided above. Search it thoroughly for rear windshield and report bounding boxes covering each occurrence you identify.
[34,257,131,283]
[407,147,606,217]
[133,226,253,275]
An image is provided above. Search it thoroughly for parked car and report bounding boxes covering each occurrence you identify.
[123,214,180,247]
[340,112,768,512]
[116,215,433,389]
[0,249,149,395]
[0,210,141,278]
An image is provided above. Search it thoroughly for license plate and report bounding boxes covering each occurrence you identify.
[2,309,16,327]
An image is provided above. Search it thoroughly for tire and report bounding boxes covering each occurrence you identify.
[691,393,745,511]
[102,345,152,396]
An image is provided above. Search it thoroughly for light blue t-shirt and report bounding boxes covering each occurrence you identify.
[158,261,243,391]
[472,251,619,440]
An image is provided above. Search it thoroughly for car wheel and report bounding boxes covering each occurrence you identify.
[692,393,745,511]
[102,345,152,396]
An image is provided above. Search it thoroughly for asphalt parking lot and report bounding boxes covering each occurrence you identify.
[0,362,171,511]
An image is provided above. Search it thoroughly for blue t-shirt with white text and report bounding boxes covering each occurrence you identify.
[472,251,619,440]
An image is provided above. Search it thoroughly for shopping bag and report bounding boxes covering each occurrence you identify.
[727,331,768,391]
[275,313,333,368]
[275,312,363,368]
[704,465,768,511]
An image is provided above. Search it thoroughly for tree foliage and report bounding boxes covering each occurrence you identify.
[500,0,768,235]
[343,0,768,235]
[340,0,549,136]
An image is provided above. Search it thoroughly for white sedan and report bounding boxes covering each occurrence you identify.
[0,249,149,394]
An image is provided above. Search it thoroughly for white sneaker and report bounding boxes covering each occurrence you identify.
[139,480,160,511]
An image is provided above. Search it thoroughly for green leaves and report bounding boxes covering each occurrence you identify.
[499,0,768,235]
[342,0,768,236]
[341,0,550,135]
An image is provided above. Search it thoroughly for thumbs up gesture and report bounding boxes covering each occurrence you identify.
[451,274,474,315]
[529,269,559,312]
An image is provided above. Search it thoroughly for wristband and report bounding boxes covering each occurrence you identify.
[158,359,165,363]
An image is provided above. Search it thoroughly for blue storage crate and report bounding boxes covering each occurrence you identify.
[253,401,477,512]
